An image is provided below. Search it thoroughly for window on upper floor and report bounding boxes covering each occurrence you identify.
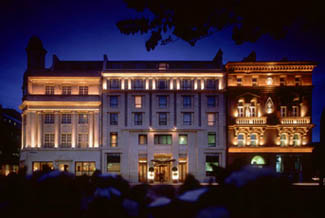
[238,133,245,147]
[292,106,299,117]
[181,79,192,90]
[179,134,188,145]
[280,106,287,117]
[293,133,301,146]
[183,96,192,108]
[110,113,118,125]
[134,79,144,89]
[134,113,143,125]
[280,134,287,147]
[61,133,72,148]
[45,86,55,95]
[44,114,55,124]
[158,112,167,125]
[135,96,142,108]
[110,132,118,147]
[61,114,72,124]
[138,134,147,145]
[183,112,192,125]
[78,133,88,148]
[62,86,72,95]
[109,96,118,108]
[237,78,242,86]
[208,132,216,147]
[79,86,88,95]
[78,114,88,124]
[280,77,285,86]
[154,134,172,145]
[44,133,55,148]
[206,79,216,90]
[207,113,216,126]
[252,78,257,86]
[158,79,167,90]
[295,77,301,86]
[250,133,258,146]
[250,101,256,117]
[158,96,167,108]
[207,96,216,107]
[110,79,120,89]
[238,101,244,117]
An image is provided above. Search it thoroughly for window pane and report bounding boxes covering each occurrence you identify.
[179,134,188,145]
[110,96,118,107]
[208,133,216,147]
[135,96,142,108]
[138,134,147,145]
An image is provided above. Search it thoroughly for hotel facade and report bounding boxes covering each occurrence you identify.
[20,37,316,182]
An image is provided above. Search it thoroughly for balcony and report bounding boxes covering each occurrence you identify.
[236,117,267,125]
[280,117,310,125]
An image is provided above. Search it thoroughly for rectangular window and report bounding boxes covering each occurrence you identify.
[182,79,192,90]
[61,133,72,148]
[207,96,216,107]
[179,134,188,145]
[79,86,88,95]
[158,79,167,90]
[110,132,118,147]
[32,162,54,172]
[280,77,285,86]
[208,132,216,147]
[44,133,55,148]
[138,134,147,145]
[61,114,72,124]
[280,106,287,117]
[107,154,120,173]
[183,112,192,125]
[110,113,118,125]
[78,114,88,124]
[135,96,142,108]
[154,135,172,145]
[292,106,299,117]
[183,96,192,108]
[134,113,143,125]
[134,79,144,89]
[252,78,257,86]
[238,107,244,117]
[205,154,219,176]
[78,134,88,148]
[295,77,301,86]
[45,86,55,95]
[238,134,245,147]
[237,78,242,86]
[110,96,118,107]
[250,134,257,146]
[75,162,96,176]
[44,114,55,124]
[62,86,72,95]
[158,112,167,125]
[207,113,216,126]
[110,79,120,89]
[206,79,216,89]
[158,96,167,108]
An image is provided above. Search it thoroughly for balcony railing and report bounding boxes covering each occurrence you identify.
[236,117,267,125]
[280,117,310,124]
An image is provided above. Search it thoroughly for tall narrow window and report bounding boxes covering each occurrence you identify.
[110,132,118,147]
[250,133,258,146]
[183,96,192,108]
[208,133,216,147]
[158,96,167,108]
[183,113,192,125]
[134,113,143,125]
[158,79,167,90]
[110,96,118,107]
[206,154,219,176]
[61,134,72,148]
[207,113,216,126]
[78,114,88,124]
[252,78,257,86]
[79,86,88,95]
[158,112,167,125]
[78,134,88,148]
[107,154,120,173]
[237,78,242,86]
[280,77,285,86]
[138,134,147,145]
[62,86,72,95]
[238,134,245,147]
[182,79,192,90]
[110,113,118,125]
[292,106,299,117]
[250,101,256,117]
[61,114,72,124]
[293,134,300,146]
[45,86,55,95]
[134,79,144,89]
[135,96,142,108]
[44,133,55,148]
[295,77,301,86]
[207,96,216,107]
[110,79,120,89]
[280,134,287,146]
[280,106,287,117]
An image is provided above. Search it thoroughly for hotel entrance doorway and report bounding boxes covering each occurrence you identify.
[152,154,174,183]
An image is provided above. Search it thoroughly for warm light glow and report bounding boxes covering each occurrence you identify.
[172,171,179,180]
[194,80,198,90]
[229,147,313,153]
[102,73,224,78]
[148,171,154,180]
[152,79,156,90]
[128,79,132,90]
[145,79,149,90]
[176,80,180,90]
[121,79,125,90]
[233,111,238,117]
[201,80,204,90]
[266,77,273,85]
[170,80,173,90]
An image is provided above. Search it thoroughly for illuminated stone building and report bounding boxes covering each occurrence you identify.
[20,37,227,182]
[225,58,316,180]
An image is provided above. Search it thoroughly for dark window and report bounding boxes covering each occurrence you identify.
[280,78,285,86]
[78,114,88,124]
[183,96,192,108]
[107,154,120,173]
[208,133,216,147]
[207,96,216,107]
[252,78,257,86]
[158,79,167,90]
[206,79,216,89]
[237,78,242,86]
[158,96,167,108]
[205,155,219,176]
[61,114,72,124]
[138,134,147,145]
[154,135,172,145]
[44,114,55,124]
[295,77,301,86]
[134,113,142,125]
[110,79,120,89]
[45,86,55,95]
[110,96,118,107]
[110,113,118,125]
[79,86,88,95]
[134,79,144,89]
[62,86,72,95]
[159,113,167,125]
[183,113,192,125]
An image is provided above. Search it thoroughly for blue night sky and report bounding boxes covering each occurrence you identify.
[0,0,324,141]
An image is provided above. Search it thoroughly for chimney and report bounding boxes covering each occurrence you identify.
[26,36,47,70]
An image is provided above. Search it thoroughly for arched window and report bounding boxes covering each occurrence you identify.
[237,133,245,147]
[251,155,265,166]
[250,133,258,146]
[293,134,300,146]
[280,134,287,147]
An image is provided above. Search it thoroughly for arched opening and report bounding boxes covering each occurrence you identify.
[251,155,265,166]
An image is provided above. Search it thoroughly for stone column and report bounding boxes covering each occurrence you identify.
[25,112,31,148]
[94,111,99,148]
[88,112,94,148]
[54,112,60,148]
[37,112,42,148]
[21,114,24,149]
[72,111,77,148]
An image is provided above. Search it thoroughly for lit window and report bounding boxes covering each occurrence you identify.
[208,133,216,147]
[179,134,188,145]
[293,134,300,146]
[206,154,219,176]
[238,134,245,147]
[183,96,192,108]
[207,96,216,107]
[158,96,167,108]
[110,79,120,89]
[44,133,55,148]
[110,96,118,107]
[110,113,118,125]
[206,79,216,89]
[44,114,55,124]
[158,79,167,90]
[158,112,167,125]
[134,79,144,89]
[154,135,172,145]
[250,101,256,117]
[135,96,142,108]
[45,86,55,95]
[61,134,72,148]
[276,155,284,173]
[252,78,257,86]
[61,114,72,124]
[266,77,273,85]
[238,106,244,118]
[182,79,192,90]
[75,162,96,176]
[292,106,299,117]
[110,132,118,147]
[207,113,216,126]
[280,134,287,146]
[251,155,265,166]
[237,78,242,86]
[183,112,192,125]
[134,113,142,125]
[78,114,88,124]
[280,106,287,117]
[250,134,258,146]
[78,134,88,148]
[62,86,72,95]
[107,154,120,173]
[79,86,88,95]
[138,134,147,145]
[32,162,54,172]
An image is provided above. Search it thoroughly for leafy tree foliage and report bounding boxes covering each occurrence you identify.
[117,0,324,51]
